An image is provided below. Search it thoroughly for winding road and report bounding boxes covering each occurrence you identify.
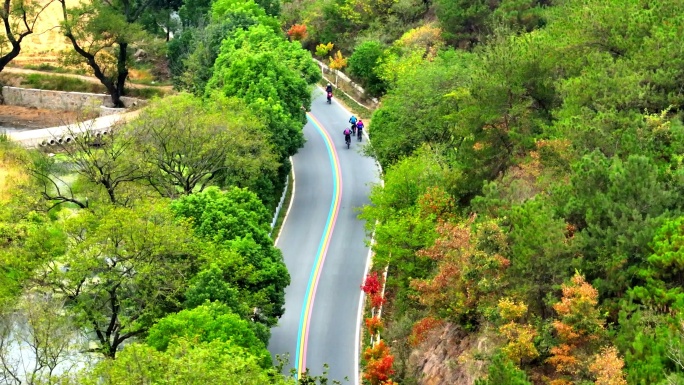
[269,89,379,384]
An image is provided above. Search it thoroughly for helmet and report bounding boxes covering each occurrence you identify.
[327,82,331,86]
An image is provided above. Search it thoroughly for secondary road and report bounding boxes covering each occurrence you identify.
[269,89,379,384]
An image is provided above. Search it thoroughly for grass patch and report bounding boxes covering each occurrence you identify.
[0,72,171,99]
[126,86,170,99]
[270,169,294,241]
[23,73,106,93]
[22,63,87,75]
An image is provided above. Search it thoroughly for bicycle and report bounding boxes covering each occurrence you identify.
[357,129,363,142]
[345,135,351,149]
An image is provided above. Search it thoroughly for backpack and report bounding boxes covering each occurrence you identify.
[350,116,357,124]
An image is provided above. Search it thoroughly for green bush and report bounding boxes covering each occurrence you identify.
[348,40,387,97]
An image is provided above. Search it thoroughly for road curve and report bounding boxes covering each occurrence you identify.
[269,89,379,383]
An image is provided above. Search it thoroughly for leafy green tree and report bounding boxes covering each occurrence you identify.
[207,23,319,160]
[172,187,290,326]
[491,0,546,32]
[125,93,279,201]
[630,217,684,309]
[76,338,292,385]
[138,0,182,41]
[172,0,281,92]
[347,40,386,96]
[58,0,156,107]
[475,353,532,385]
[369,50,473,168]
[254,0,280,16]
[146,302,271,367]
[30,123,148,208]
[171,19,255,93]
[32,203,197,358]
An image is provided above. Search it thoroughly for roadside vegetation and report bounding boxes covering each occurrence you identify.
[0,1,330,384]
[287,0,684,383]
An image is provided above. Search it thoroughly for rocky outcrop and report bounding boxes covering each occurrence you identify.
[410,323,498,385]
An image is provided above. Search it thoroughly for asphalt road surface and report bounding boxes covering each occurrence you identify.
[269,88,379,384]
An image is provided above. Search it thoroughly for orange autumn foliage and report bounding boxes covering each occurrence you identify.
[363,340,395,385]
[547,273,608,382]
[287,24,307,41]
[589,346,628,385]
[365,316,383,336]
[409,316,443,347]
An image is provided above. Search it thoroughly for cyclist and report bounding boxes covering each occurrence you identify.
[356,119,364,141]
[343,128,352,147]
[349,115,358,134]
[326,83,333,104]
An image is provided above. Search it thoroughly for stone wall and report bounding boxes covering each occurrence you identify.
[1,86,146,114]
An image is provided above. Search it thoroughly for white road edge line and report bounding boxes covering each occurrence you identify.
[318,84,385,385]
[325,86,386,385]
[275,156,296,246]
[355,231,375,385]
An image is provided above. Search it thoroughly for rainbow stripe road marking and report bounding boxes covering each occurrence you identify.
[295,112,343,377]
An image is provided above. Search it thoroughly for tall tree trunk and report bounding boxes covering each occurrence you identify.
[0,42,21,73]
[113,42,129,108]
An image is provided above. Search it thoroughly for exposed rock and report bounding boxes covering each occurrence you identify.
[410,323,498,385]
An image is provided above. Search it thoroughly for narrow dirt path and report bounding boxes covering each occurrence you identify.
[3,66,173,91]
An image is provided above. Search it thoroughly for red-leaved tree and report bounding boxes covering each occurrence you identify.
[363,340,395,385]
[362,271,382,296]
[287,24,308,41]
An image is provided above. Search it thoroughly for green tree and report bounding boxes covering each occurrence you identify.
[32,203,197,358]
[58,0,157,107]
[30,123,147,208]
[560,152,678,300]
[475,353,532,385]
[76,338,291,385]
[434,0,492,46]
[172,0,281,92]
[506,198,576,317]
[207,23,319,160]
[125,93,279,201]
[368,50,473,168]
[146,302,271,367]
[347,40,386,96]
[172,187,290,326]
